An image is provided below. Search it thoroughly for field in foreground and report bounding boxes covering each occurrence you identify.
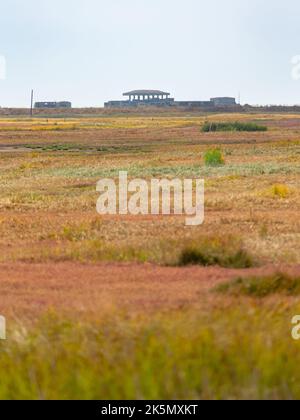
[0,112,299,399]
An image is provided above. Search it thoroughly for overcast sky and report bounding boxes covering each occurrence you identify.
[0,0,299,107]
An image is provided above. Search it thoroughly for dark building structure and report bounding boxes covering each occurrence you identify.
[105,90,174,108]
[176,97,237,108]
[34,101,72,109]
[105,90,237,109]
[210,97,236,106]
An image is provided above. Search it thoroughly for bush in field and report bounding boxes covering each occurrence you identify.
[204,149,225,166]
[178,236,254,269]
[215,272,300,297]
[202,121,268,132]
[271,184,290,199]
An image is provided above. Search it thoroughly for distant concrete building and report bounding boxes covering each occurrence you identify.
[123,90,174,104]
[34,101,72,109]
[105,90,237,109]
[210,97,236,106]
[105,90,174,108]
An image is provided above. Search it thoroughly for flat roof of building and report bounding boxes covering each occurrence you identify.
[211,97,236,100]
[123,90,170,96]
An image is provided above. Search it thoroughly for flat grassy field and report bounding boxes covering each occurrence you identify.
[0,111,299,399]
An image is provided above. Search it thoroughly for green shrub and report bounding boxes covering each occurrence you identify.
[204,149,225,166]
[202,121,268,133]
[215,272,300,297]
[178,237,254,269]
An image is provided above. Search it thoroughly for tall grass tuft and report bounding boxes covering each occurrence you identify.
[204,149,225,167]
[270,184,290,199]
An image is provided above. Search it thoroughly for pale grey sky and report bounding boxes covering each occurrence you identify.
[0,0,299,107]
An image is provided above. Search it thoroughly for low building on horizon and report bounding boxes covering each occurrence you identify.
[105,90,175,108]
[210,97,237,106]
[34,101,72,109]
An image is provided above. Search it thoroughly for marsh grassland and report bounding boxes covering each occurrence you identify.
[0,111,299,399]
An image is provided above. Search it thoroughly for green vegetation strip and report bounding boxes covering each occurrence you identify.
[202,121,268,132]
[216,273,300,297]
